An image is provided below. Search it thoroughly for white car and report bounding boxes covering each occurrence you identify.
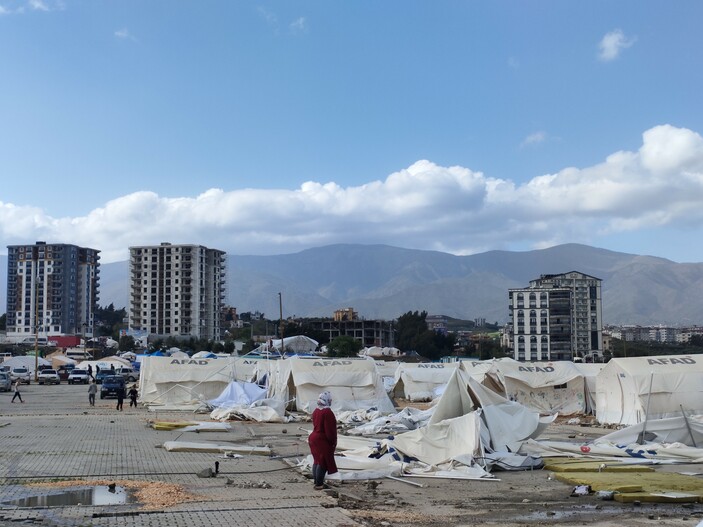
[116,367,139,382]
[68,369,90,384]
[38,369,61,385]
[10,367,31,384]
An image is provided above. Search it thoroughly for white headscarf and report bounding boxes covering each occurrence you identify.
[317,391,332,409]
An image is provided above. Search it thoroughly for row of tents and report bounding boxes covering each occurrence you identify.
[136,353,703,426]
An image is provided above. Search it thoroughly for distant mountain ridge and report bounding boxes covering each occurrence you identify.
[3,243,703,325]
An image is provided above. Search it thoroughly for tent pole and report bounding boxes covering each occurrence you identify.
[637,371,654,445]
[680,404,698,448]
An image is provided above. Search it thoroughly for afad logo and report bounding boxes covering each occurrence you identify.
[170,359,210,365]
[312,360,353,367]
[518,365,555,373]
[418,364,445,369]
[647,356,696,365]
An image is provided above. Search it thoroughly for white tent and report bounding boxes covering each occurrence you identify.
[572,362,605,415]
[393,362,460,402]
[140,356,232,409]
[139,356,277,409]
[360,346,401,358]
[267,357,396,414]
[458,358,518,384]
[269,335,319,353]
[2,355,50,375]
[595,354,703,426]
[485,360,586,415]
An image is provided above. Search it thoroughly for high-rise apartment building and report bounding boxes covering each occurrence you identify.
[128,243,226,341]
[508,271,603,361]
[6,241,100,341]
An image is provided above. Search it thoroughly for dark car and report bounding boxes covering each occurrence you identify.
[57,365,75,381]
[95,370,111,384]
[100,375,125,399]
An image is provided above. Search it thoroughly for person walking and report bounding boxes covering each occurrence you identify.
[116,385,125,411]
[128,385,138,408]
[11,379,24,403]
[88,380,97,406]
[87,364,93,380]
[307,391,337,490]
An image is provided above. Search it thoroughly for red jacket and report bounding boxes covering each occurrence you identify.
[308,407,338,473]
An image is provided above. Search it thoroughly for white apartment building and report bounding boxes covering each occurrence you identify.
[508,271,603,361]
[128,243,226,341]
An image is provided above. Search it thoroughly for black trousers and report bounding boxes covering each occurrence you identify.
[312,464,327,486]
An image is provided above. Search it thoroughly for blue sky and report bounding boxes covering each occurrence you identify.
[1,1,703,263]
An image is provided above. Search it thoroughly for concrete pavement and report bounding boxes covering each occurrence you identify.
[0,382,359,527]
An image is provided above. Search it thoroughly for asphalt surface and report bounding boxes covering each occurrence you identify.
[0,382,358,527]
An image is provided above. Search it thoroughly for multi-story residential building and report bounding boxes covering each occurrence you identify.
[128,242,226,341]
[507,271,603,361]
[426,315,448,335]
[5,241,100,342]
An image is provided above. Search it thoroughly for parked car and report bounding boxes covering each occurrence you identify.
[0,372,11,391]
[37,369,61,385]
[10,367,31,384]
[68,369,90,384]
[100,375,125,399]
[116,367,139,382]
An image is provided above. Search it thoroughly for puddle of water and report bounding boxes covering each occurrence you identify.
[2,486,136,507]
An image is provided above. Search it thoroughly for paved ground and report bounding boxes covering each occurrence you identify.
[1,383,702,527]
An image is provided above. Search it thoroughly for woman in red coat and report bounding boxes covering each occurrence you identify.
[308,391,338,489]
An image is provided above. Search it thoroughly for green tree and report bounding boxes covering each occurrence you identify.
[119,335,136,352]
[395,311,428,351]
[326,335,362,357]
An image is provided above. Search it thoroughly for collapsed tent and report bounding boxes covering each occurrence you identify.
[485,360,586,415]
[267,357,395,414]
[208,381,286,422]
[393,362,460,402]
[431,366,553,452]
[596,354,703,426]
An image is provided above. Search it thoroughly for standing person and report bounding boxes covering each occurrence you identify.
[116,384,125,411]
[88,380,97,406]
[11,379,24,403]
[87,364,93,380]
[307,391,338,490]
[128,385,138,407]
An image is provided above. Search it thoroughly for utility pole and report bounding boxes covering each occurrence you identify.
[278,292,284,352]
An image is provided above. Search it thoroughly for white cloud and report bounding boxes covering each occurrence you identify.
[1,125,703,263]
[520,131,546,148]
[598,29,636,61]
[28,0,48,10]
[289,16,307,34]
[114,28,137,42]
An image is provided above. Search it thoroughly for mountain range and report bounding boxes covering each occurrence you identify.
[3,243,703,326]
